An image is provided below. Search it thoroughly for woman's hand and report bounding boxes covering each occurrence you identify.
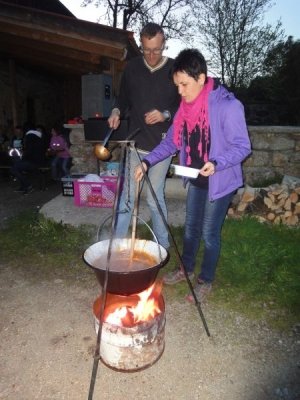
[199,161,216,177]
[134,162,148,181]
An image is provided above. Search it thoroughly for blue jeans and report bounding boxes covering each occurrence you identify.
[10,159,36,189]
[51,157,70,179]
[115,149,171,249]
[182,184,234,283]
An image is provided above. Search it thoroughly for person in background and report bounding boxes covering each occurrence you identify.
[135,49,251,303]
[11,124,47,194]
[9,125,24,158]
[108,22,180,249]
[0,128,10,176]
[48,125,71,180]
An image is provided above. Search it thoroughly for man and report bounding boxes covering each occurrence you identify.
[108,22,180,249]
[11,125,46,194]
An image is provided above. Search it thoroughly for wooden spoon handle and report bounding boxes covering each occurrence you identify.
[129,180,140,265]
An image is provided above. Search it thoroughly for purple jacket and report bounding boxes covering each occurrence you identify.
[143,83,251,201]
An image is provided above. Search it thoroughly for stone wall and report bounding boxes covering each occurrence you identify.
[67,124,300,184]
[66,124,99,174]
[244,126,300,185]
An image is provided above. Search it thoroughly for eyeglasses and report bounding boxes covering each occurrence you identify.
[141,47,164,55]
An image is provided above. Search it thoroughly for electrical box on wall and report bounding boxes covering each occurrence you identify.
[81,74,113,119]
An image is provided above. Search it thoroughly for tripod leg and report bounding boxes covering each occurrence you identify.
[132,147,210,337]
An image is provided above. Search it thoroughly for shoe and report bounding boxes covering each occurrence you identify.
[163,268,194,285]
[14,187,25,193]
[186,280,212,304]
[23,185,34,195]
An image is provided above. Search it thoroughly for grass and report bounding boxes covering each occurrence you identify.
[250,172,283,188]
[0,210,95,284]
[1,211,299,330]
[160,216,300,330]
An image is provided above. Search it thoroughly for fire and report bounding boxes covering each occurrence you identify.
[105,284,162,327]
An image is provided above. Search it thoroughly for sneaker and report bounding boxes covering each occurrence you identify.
[14,187,25,193]
[163,268,194,285]
[186,280,212,304]
[23,185,34,195]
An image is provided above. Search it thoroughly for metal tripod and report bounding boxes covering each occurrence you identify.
[88,138,210,400]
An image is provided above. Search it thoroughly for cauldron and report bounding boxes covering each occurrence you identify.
[83,238,169,295]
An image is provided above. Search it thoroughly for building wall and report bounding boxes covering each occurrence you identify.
[0,60,72,137]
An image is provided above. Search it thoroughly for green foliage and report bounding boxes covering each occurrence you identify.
[244,37,300,125]
[163,216,300,330]
[249,172,283,188]
[214,217,300,328]
[0,211,94,282]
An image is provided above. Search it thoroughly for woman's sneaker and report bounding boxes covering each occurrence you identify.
[163,268,194,285]
[186,280,212,303]
[23,185,34,195]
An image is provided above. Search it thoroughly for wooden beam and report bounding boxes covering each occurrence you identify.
[0,33,103,65]
[1,51,102,76]
[8,59,18,127]
[0,19,127,60]
[0,39,106,73]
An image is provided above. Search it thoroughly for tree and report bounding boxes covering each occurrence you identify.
[81,0,193,43]
[241,36,300,125]
[193,0,284,89]
[263,36,300,124]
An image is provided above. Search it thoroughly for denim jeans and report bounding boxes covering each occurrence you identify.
[51,157,70,179]
[115,149,171,249]
[10,159,36,189]
[181,184,234,283]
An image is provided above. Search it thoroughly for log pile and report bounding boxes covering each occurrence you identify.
[228,184,300,226]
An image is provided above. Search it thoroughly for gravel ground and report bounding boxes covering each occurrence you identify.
[1,177,300,400]
[0,264,299,400]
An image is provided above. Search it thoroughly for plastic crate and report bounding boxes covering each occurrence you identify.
[73,176,118,208]
[61,174,86,197]
[104,161,119,176]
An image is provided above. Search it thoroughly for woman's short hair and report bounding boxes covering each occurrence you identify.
[172,49,207,81]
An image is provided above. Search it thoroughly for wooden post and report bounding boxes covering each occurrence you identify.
[9,59,18,128]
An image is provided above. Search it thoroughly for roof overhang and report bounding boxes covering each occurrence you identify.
[0,1,140,76]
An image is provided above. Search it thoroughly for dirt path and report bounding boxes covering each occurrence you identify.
[0,178,61,228]
[0,263,299,400]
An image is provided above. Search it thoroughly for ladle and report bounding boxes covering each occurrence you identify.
[94,128,114,161]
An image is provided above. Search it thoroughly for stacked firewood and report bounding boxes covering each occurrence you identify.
[228,184,300,226]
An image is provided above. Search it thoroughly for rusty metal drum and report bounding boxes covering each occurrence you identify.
[93,294,166,371]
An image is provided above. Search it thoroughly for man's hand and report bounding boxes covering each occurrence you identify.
[134,162,148,181]
[144,109,165,125]
[108,109,121,129]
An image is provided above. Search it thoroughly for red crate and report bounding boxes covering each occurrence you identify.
[73,177,118,208]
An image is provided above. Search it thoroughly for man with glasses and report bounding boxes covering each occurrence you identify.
[108,22,180,249]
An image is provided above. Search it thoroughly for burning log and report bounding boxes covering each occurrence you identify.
[93,283,166,371]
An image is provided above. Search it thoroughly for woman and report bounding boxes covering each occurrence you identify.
[135,49,251,303]
[48,126,71,180]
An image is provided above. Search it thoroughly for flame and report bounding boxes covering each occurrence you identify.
[104,283,162,327]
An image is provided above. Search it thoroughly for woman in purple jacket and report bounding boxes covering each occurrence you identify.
[135,49,251,303]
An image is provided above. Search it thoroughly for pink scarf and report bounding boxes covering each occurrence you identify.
[173,77,214,165]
